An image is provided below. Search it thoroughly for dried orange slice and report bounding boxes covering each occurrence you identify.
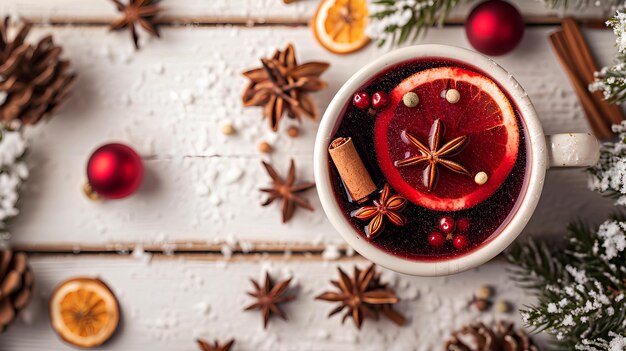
[312,0,370,54]
[50,278,119,348]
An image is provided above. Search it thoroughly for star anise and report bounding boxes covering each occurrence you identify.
[109,0,161,50]
[260,159,315,223]
[352,183,407,239]
[242,44,329,132]
[316,264,406,329]
[196,339,235,351]
[395,119,471,192]
[244,272,295,328]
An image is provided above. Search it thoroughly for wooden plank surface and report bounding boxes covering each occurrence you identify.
[0,0,614,24]
[0,256,542,350]
[6,25,616,248]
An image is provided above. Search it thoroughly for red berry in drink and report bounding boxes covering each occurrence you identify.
[439,216,456,233]
[453,234,468,250]
[456,217,471,233]
[371,91,389,109]
[353,92,370,109]
[428,231,446,248]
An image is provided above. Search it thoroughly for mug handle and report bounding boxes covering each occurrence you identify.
[546,133,600,168]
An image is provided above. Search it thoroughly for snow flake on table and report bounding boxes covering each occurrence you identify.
[0,128,28,234]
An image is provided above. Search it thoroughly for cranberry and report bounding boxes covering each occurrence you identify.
[453,234,469,250]
[371,91,389,109]
[353,92,370,109]
[439,216,456,234]
[456,217,471,233]
[428,231,446,248]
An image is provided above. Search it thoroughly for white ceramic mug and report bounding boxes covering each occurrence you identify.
[313,44,600,276]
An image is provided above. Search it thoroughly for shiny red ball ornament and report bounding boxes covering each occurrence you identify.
[86,143,144,199]
[465,0,524,56]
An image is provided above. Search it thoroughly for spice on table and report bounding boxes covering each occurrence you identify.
[221,122,235,135]
[244,272,296,328]
[258,141,272,153]
[328,137,376,203]
[242,44,329,132]
[287,126,300,138]
[259,159,315,223]
[549,18,624,140]
[197,339,235,351]
[495,300,512,313]
[476,284,494,300]
[109,0,162,50]
[316,264,406,329]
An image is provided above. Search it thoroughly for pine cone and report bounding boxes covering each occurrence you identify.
[445,321,540,351]
[0,249,33,332]
[0,17,76,126]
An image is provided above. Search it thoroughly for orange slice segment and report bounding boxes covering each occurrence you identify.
[50,278,119,349]
[374,66,520,211]
[312,0,370,54]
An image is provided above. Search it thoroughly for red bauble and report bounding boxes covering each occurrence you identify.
[465,0,524,56]
[87,143,144,199]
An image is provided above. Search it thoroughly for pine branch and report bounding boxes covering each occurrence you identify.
[590,11,626,104]
[541,0,624,9]
[506,238,566,291]
[367,0,466,46]
[507,218,626,349]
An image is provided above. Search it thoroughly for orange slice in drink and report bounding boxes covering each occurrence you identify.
[374,66,520,211]
[312,0,370,54]
[50,278,120,348]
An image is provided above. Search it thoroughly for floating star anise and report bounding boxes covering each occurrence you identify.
[316,264,406,329]
[260,159,315,223]
[244,272,296,328]
[242,44,329,132]
[352,184,407,239]
[196,339,235,351]
[395,119,471,192]
[109,0,162,50]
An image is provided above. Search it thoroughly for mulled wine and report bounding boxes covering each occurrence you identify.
[327,58,527,261]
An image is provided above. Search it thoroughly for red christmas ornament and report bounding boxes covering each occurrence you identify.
[86,143,144,199]
[465,0,524,56]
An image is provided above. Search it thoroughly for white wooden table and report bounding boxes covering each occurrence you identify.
[0,1,618,350]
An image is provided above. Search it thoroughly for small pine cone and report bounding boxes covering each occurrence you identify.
[444,321,540,351]
[0,249,34,332]
[0,17,76,126]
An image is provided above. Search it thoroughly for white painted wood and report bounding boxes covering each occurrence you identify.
[0,0,614,23]
[5,25,616,247]
[0,256,545,350]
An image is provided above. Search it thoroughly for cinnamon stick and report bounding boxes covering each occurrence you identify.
[549,31,613,140]
[561,18,624,125]
[328,137,376,204]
